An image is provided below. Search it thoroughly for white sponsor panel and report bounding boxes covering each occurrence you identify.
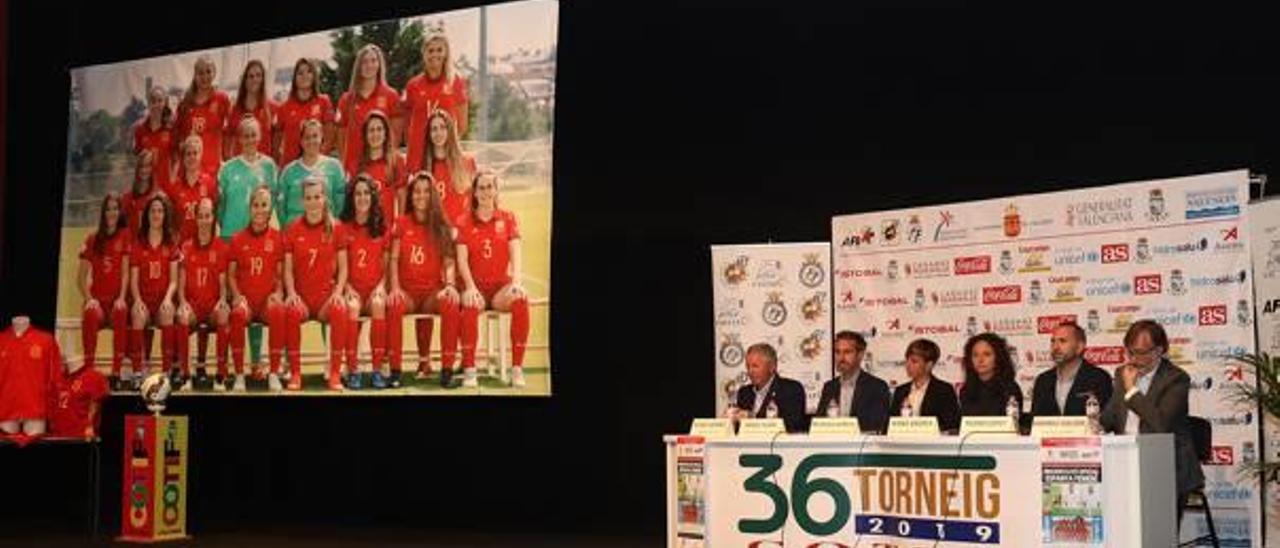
[833,170,1260,544]
[1250,198,1280,547]
[712,243,832,414]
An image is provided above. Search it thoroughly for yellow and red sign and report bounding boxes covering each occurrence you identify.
[120,415,188,543]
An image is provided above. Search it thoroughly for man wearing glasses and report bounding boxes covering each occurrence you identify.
[1099,319,1204,525]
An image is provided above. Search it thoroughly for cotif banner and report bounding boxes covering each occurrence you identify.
[832,170,1260,545]
[120,414,189,543]
[711,243,833,414]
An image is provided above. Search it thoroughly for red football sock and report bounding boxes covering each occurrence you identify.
[174,323,190,376]
[459,306,479,368]
[230,308,247,375]
[111,305,128,376]
[161,325,176,373]
[284,304,303,378]
[82,307,102,372]
[144,327,155,367]
[415,317,434,372]
[387,297,404,374]
[196,329,210,366]
[129,329,145,372]
[439,302,459,370]
[511,298,530,367]
[215,323,230,378]
[347,319,362,374]
[370,317,387,372]
[327,302,348,381]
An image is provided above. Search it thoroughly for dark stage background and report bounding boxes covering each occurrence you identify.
[2,1,1278,542]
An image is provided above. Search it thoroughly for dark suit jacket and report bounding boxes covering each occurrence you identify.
[814,370,892,434]
[889,375,961,433]
[736,375,808,433]
[1099,359,1204,496]
[1031,360,1114,417]
[960,378,1024,418]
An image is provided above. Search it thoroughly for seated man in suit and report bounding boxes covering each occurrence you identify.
[888,338,961,433]
[815,331,891,433]
[1100,319,1203,525]
[1032,322,1113,417]
[733,342,808,433]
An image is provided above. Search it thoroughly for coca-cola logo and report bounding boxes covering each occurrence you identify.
[954,255,991,275]
[982,285,1022,305]
[1083,346,1126,365]
[1037,314,1078,334]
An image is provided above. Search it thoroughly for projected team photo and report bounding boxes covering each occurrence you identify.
[59,0,556,396]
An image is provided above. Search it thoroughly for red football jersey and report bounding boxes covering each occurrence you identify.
[164,171,219,243]
[351,153,405,219]
[0,327,62,422]
[79,228,132,302]
[181,237,228,304]
[134,120,175,188]
[402,73,469,173]
[285,218,346,296]
[335,84,400,175]
[344,222,388,295]
[393,217,446,292]
[228,101,275,157]
[175,91,232,175]
[48,365,108,438]
[428,155,476,226]
[131,238,181,301]
[121,188,162,232]
[230,227,282,300]
[458,209,520,287]
[276,94,334,165]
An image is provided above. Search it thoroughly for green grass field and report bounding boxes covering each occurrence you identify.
[56,183,552,397]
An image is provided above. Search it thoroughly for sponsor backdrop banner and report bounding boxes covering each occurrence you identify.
[831,170,1260,545]
[1250,198,1280,546]
[711,243,832,415]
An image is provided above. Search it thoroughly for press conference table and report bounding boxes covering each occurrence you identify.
[664,433,1176,547]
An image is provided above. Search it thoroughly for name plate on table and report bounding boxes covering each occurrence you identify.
[1032,416,1091,437]
[809,417,861,437]
[689,418,734,438]
[887,416,939,437]
[960,416,1018,437]
[737,418,785,438]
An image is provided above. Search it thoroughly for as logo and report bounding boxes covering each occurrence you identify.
[1198,305,1228,326]
[1134,274,1162,295]
[762,293,788,327]
[1209,446,1235,466]
[1100,243,1129,264]
[799,254,826,288]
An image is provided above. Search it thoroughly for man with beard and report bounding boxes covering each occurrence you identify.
[1032,323,1113,416]
[815,331,891,433]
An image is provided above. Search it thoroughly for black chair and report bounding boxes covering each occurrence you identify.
[1178,416,1219,548]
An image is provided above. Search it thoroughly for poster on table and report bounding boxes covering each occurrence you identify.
[711,243,832,415]
[1040,437,1104,545]
[831,169,1260,545]
[674,436,707,547]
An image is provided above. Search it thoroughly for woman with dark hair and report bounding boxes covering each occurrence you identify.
[959,332,1024,417]
[340,175,390,389]
[227,60,276,158]
[77,192,131,388]
[128,195,181,378]
[274,58,333,165]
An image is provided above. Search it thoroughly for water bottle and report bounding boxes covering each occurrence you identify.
[725,403,740,421]
[766,400,779,419]
[901,401,914,418]
[1085,393,1102,435]
[826,399,840,418]
[1005,395,1021,422]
